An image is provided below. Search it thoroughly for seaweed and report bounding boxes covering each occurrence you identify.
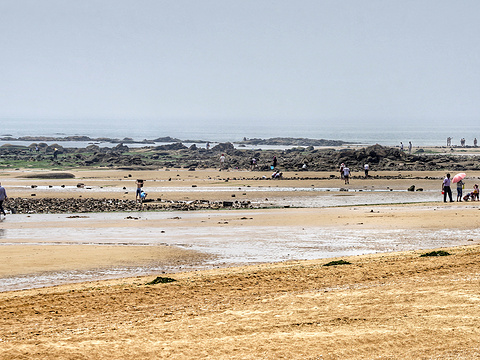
[323,260,351,267]
[420,250,451,257]
[146,277,177,285]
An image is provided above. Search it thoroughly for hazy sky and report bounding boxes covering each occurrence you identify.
[1,1,479,127]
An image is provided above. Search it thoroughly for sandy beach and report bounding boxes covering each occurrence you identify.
[1,167,480,358]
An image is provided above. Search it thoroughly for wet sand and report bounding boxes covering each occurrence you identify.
[1,168,480,358]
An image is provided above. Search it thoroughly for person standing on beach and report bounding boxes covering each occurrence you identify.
[474,138,477,147]
[408,141,412,154]
[135,179,144,203]
[272,156,277,169]
[343,165,350,184]
[220,154,226,169]
[442,173,453,202]
[400,142,404,151]
[456,179,464,202]
[364,163,369,178]
[339,163,345,180]
[250,157,257,171]
[0,182,7,217]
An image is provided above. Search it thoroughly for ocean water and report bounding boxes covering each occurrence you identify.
[1,118,480,147]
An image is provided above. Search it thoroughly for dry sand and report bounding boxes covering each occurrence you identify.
[1,246,479,359]
[1,168,480,358]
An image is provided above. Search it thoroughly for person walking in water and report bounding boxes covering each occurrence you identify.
[442,173,453,203]
[0,182,7,217]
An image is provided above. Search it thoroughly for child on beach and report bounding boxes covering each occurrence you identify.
[473,184,479,201]
[463,184,479,201]
[135,179,144,203]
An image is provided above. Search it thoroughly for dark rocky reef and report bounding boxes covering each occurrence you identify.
[2,143,480,172]
[7,197,253,214]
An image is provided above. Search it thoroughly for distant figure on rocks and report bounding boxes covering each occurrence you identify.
[206,142,210,150]
[400,142,404,151]
[408,141,412,154]
[53,148,58,160]
[442,173,453,203]
[250,157,257,171]
[339,163,345,180]
[456,179,464,202]
[474,138,477,147]
[343,165,350,185]
[461,138,466,147]
[220,154,226,169]
[447,137,452,146]
[0,182,7,217]
[272,156,277,169]
[364,163,369,178]
[135,179,144,203]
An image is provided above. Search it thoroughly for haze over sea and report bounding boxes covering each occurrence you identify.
[1,118,480,148]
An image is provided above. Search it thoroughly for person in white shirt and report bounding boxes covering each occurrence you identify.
[343,166,350,184]
[364,164,369,178]
[442,173,453,202]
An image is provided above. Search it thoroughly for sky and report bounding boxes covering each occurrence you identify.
[1,0,479,130]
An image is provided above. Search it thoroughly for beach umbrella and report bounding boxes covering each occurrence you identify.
[452,173,466,183]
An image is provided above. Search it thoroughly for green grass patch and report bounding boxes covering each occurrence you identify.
[323,259,352,267]
[420,250,451,257]
[146,276,177,285]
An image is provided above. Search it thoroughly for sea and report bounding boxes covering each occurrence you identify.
[1,118,479,148]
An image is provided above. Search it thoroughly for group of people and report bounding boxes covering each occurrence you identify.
[442,173,478,203]
[400,141,413,153]
[339,163,370,184]
[448,137,478,147]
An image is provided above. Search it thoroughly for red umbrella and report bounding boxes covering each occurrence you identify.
[452,173,466,183]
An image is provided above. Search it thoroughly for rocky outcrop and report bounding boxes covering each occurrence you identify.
[7,197,252,214]
[1,143,480,172]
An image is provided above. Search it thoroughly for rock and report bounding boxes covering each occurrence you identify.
[408,185,415,191]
